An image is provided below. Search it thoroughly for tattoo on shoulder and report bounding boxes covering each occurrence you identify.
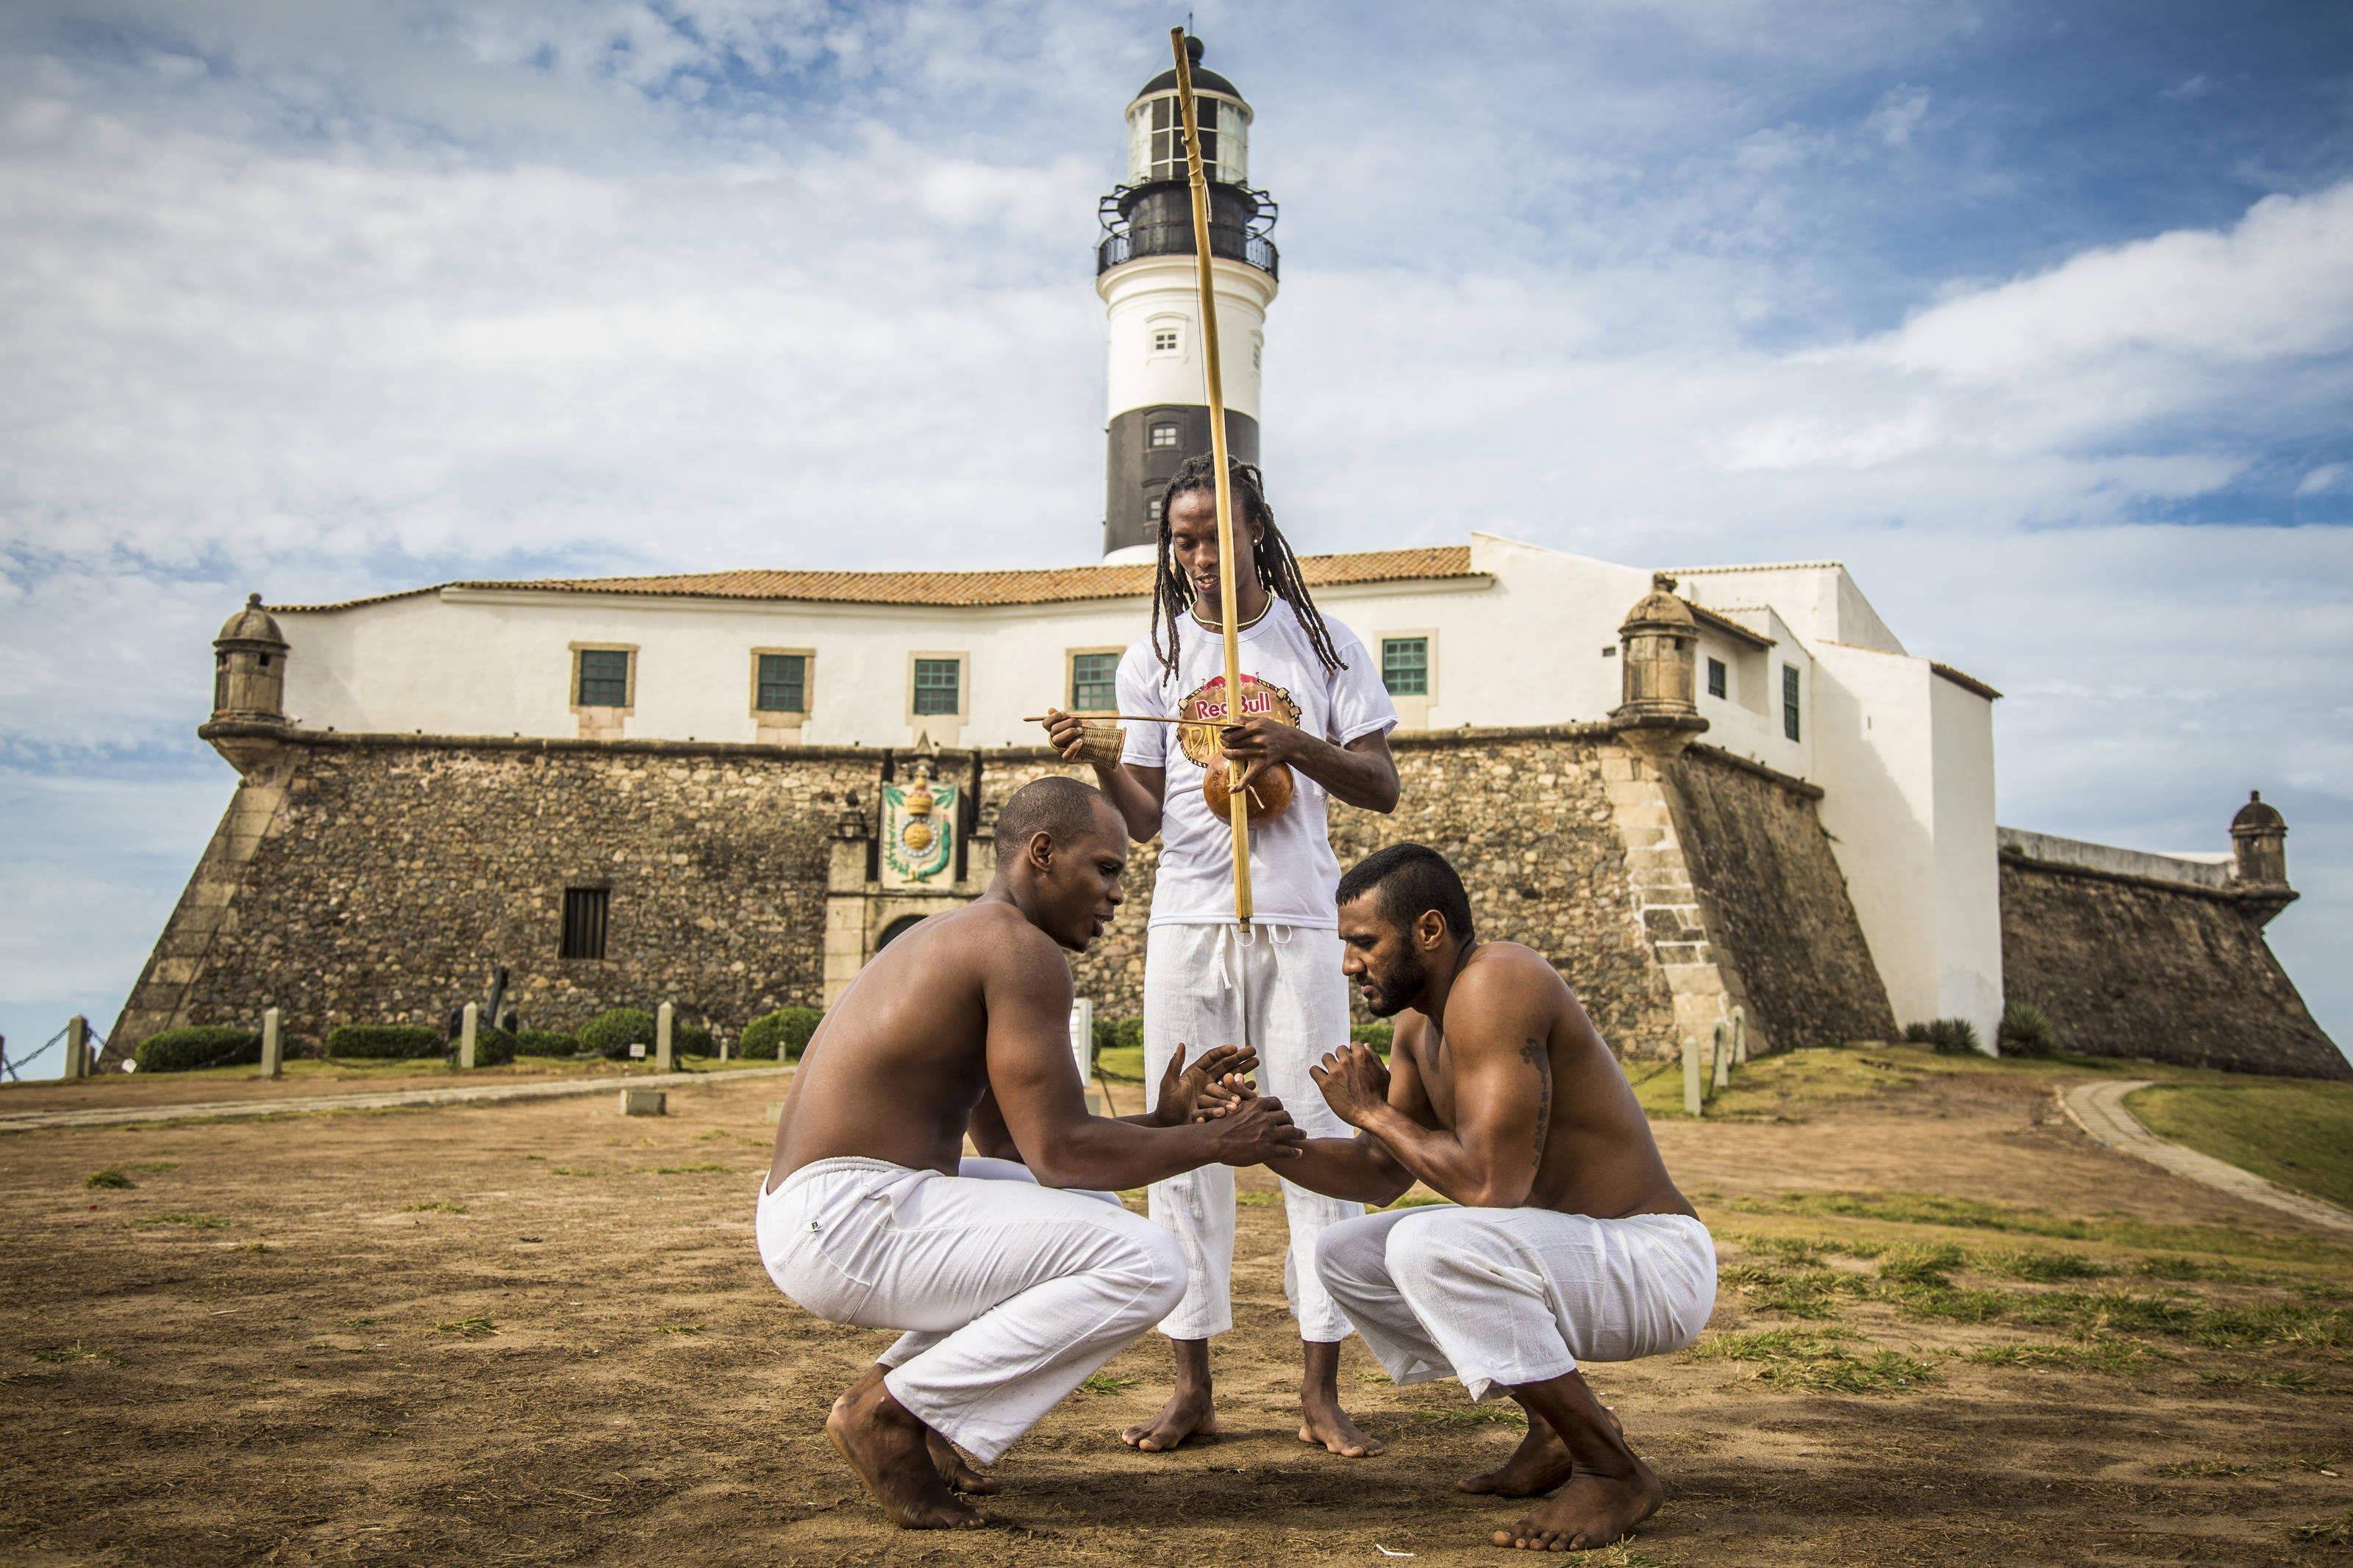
[1522,1039,1551,1163]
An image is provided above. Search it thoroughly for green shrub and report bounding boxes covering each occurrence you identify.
[1906,1017,1982,1056]
[135,1026,263,1073]
[1088,1014,1144,1067]
[467,1025,518,1068]
[515,1029,577,1057]
[675,1018,713,1057]
[1997,1001,2063,1058]
[743,1007,824,1061]
[325,1024,443,1061]
[1350,1021,1395,1056]
[578,1008,657,1060]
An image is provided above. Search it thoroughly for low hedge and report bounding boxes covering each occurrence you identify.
[743,1007,824,1061]
[1349,1021,1395,1056]
[326,1024,443,1061]
[579,1008,656,1059]
[135,1025,263,1073]
[1089,1014,1143,1067]
[516,1029,578,1057]
[465,1024,518,1068]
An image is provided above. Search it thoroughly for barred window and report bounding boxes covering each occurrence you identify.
[1151,328,1180,354]
[560,887,610,961]
[1707,658,1727,700]
[1782,665,1802,742]
[913,658,961,716]
[576,649,630,707]
[756,653,807,714]
[1071,652,1118,712]
[1149,422,1179,448]
[1381,637,1429,698]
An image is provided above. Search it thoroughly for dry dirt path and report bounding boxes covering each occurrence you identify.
[2060,1078,2353,1234]
[0,1065,793,1134]
[0,1059,2347,1567]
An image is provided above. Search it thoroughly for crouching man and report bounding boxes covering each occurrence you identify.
[758,777,1304,1530]
[1248,843,1717,1552]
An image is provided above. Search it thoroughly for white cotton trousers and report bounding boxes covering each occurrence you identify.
[757,1156,1183,1464]
[1143,921,1363,1342]
[1315,1205,1717,1403]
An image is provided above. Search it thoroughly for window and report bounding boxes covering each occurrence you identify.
[1382,637,1429,697]
[756,652,807,714]
[1132,94,1248,185]
[560,887,610,960]
[1151,327,1180,354]
[576,648,630,707]
[1071,652,1118,712]
[913,658,961,716]
[213,656,228,712]
[1149,422,1179,448]
[1782,665,1802,742]
[1707,658,1727,700]
[1146,496,1164,523]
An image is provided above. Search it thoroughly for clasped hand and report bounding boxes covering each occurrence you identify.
[1307,1040,1390,1127]
[1158,1042,1303,1163]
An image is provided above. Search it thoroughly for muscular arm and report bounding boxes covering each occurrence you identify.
[1276,1034,1426,1206]
[983,929,1292,1189]
[1330,978,1552,1209]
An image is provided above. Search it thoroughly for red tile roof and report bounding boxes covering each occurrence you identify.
[274,545,1479,613]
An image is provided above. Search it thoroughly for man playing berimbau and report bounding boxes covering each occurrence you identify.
[757,776,1306,1530]
[1215,842,1717,1552]
[1042,454,1402,1458]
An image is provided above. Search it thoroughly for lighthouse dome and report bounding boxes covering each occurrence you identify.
[1135,37,1243,101]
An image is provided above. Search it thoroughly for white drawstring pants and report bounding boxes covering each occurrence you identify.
[1315,1206,1717,1403]
[758,1156,1184,1464]
[1143,922,1363,1342]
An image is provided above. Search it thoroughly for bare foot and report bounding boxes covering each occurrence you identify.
[825,1380,985,1530]
[1121,1385,1218,1453]
[1299,1400,1383,1458]
[926,1430,999,1495]
[1460,1402,1619,1495]
[1491,1464,1663,1552]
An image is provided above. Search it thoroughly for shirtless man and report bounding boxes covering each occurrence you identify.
[757,776,1304,1530]
[1227,842,1716,1552]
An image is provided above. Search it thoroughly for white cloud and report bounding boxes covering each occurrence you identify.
[2299,463,2348,496]
[1865,85,1931,147]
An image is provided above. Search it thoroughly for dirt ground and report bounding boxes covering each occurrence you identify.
[1,1058,2348,1566]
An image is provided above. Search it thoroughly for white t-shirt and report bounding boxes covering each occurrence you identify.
[1118,597,1398,928]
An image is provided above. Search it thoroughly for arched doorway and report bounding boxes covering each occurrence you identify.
[876,914,926,951]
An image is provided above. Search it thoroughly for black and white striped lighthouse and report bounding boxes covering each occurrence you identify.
[1095,37,1279,562]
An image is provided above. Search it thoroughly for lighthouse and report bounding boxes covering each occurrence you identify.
[1096,37,1279,562]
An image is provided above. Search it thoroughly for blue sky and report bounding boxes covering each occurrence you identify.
[2,0,2349,1072]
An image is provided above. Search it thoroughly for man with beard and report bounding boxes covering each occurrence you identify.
[1220,842,1716,1553]
[757,776,1307,1530]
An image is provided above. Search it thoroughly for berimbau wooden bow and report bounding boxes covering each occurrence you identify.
[1170,26,1254,932]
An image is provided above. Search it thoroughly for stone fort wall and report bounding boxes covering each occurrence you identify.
[113,727,1893,1062]
[1999,853,2348,1081]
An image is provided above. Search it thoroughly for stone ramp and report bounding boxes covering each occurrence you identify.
[2060,1078,2353,1234]
[0,1065,793,1133]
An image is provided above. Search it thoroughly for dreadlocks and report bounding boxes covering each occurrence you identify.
[1149,454,1349,682]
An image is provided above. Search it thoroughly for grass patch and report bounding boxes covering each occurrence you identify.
[1721,1263,1853,1320]
[434,1314,498,1338]
[342,1317,378,1328]
[1883,1284,2013,1324]
[1964,1339,2153,1375]
[651,1162,735,1175]
[655,1325,704,1336]
[1876,1242,1968,1285]
[121,1212,232,1228]
[2202,1368,2349,1396]
[1408,1402,1527,1426]
[240,1242,268,1253]
[83,1167,137,1189]
[1727,1189,2347,1264]
[1235,1190,1285,1207]
[2154,1459,2257,1477]
[550,1167,600,1177]
[1380,1192,1452,1210]
[402,1200,469,1214]
[1079,1373,1139,1395]
[1983,1249,2110,1282]
[2128,1079,2353,1214]
[30,1341,115,1364]
[1685,1328,1938,1395]
[2290,1511,2353,1547]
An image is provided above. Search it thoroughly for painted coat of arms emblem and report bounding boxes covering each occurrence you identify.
[882,759,958,884]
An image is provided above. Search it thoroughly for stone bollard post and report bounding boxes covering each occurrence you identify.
[1711,1021,1731,1092]
[460,1002,479,1070]
[261,1007,282,1079]
[1732,1006,1749,1066]
[1681,1034,1702,1117]
[65,1016,89,1081]
[718,1033,729,1063]
[655,1002,674,1073]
